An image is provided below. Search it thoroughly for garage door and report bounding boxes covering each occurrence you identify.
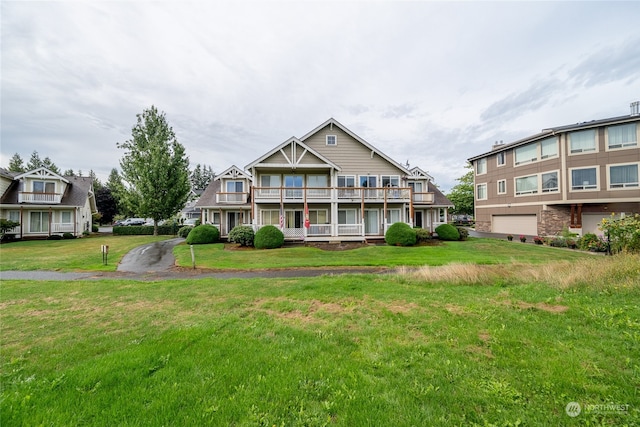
[492,215,537,235]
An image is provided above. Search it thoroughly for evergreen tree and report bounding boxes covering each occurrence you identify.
[64,169,76,176]
[117,106,191,235]
[26,151,42,170]
[190,164,215,192]
[8,153,25,172]
[95,187,117,225]
[41,157,60,174]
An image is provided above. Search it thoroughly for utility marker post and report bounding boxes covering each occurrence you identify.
[101,245,109,265]
[190,245,195,269]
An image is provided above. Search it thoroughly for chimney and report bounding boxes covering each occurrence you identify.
[631,101,640,116]
[491,140,504,150]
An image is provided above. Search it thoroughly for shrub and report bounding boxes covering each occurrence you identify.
[456,226,469,241]
[62,232,76,239]
[435,223,460,241]
[385,222,416,246]
[185,224,219,245]
[92,224,99,232]
[254,225,285,249]
[47,234,63,240]
[600,213,640,254]
[550,237,568,248]
[177,226,193,238]
[228,225,255,247]
[579,233,607,252]
[414,227,432,243]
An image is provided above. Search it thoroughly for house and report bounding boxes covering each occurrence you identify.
[467,102,640,237]
[196,118,453,241]
[0,167,98,239]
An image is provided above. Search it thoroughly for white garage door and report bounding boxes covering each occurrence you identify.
[492,215,537,235]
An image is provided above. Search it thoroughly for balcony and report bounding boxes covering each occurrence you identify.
[253,186,421,203]
[215,192,249,203]
[412,192,435,204]
[18,192,62,204]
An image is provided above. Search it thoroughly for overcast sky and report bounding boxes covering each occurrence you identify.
[2,1,639,192]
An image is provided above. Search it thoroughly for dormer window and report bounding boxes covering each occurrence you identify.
[33,181,55,193]
[326,135,337,146]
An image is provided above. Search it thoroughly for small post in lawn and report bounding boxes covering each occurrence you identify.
[101,245,109,265]
[190,244,195,269]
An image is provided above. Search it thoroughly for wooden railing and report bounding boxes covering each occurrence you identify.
[252,187,422,202]
[216,192,249,203]
[18,192,62,204]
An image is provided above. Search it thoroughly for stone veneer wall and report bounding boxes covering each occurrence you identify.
[475,220,491,232]
[539,206,571,236]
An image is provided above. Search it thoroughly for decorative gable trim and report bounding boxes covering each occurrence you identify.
[409,166,434,182]
[215,165,252,181]
[15,167,69,183]
[246,137,341,171]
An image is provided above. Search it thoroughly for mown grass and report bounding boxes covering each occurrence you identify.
[175,238,592,270]
[0,235,172,271]
[2,255,638,426]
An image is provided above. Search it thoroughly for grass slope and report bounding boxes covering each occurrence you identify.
[2,255,638,426]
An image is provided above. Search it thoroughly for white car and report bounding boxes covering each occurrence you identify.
[122,218,146,226]
[184,218,198,226]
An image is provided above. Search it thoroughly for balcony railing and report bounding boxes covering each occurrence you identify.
[18,192,62,204]
[216,192,249,203]
[252,186,420,203]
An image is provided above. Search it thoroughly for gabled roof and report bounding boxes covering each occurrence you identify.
[0,167,19,180]
[300,118,411,175]
[468,113,640,162]
[0,174,96,212]
[408,166,434,182]
[195,180,220,208]
[215,165,252,181]
[245,137,341,171]
[15,167,69,183]
[427,181,454,207]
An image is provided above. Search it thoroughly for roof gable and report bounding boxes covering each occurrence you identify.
[15,167,69,183]
[215,165,252,181]
[408,166,433,182]
[246,137,341,171]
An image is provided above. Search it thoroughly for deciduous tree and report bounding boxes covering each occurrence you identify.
[446,164,474,215]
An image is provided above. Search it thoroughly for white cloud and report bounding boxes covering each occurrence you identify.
[2,1,639,192]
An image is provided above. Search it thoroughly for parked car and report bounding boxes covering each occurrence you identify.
[113,219,126,226]
[452,215,474,226]
[122,218,146,226]
[183,218,199,226]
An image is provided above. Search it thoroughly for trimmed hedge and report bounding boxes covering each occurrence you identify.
[177,226,192,238]
[435,223,460,241]
[186,224,219,245]
[113,225,180,236]
[385,222,417,246]
[228,225,255,247]
[414,227,432,243]
[455,226,469,241]
[254,225,284,249]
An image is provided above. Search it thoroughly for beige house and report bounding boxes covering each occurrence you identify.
[197,118,452,241]
[0,167,98,239]
[468,104,640,237]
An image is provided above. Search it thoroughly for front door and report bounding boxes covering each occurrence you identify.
[227,212,240,235]
[364,210,379,235]
[415,211,423,228]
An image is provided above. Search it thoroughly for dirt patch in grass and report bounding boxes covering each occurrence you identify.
[511,300,569,313]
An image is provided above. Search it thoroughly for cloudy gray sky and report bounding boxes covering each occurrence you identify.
[2,0,639,191]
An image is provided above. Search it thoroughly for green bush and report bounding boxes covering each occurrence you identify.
[600,213,640,254]
[414,227,432,243]
[92,224,99,232]
[254,225,285,249]
[113,225,183,236]
[62,232,76,239]
[47,234,63,240]
[228,225,255,247]
[186,224,219,245]
[435,223,460,241]
[456,226,469,241]
[177,226,193,238]
[385,222,416,246]
[578,233,607,252]
[550,237,568,248]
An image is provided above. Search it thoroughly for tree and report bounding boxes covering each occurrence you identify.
[446,164,474,215]
[95,186,117,225]
[8,153,25,172]
[106,168,130,218]
[190,164,215,192]
[63,169,76,176]
[42,156,60,174]
[117,106,191,235]
[26,151,42,170]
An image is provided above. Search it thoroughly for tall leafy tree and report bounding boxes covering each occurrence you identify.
[117,106,190,235]
[106,168,130,218]
[446,164,474,215]
[8,153,25,172]
[95,186,117,225]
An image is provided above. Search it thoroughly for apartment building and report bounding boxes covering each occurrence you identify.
[467,102,640,237]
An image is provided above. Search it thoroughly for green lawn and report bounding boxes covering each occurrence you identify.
[0,235,172,271]
[2,255,639,426]
[175,238,592,270]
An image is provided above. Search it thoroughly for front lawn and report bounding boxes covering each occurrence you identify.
[174,238,593,270]
[1,254,638,426]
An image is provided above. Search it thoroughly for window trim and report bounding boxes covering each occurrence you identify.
[607,162,640,190]
[476,183,487,201]
[605,123,638,151]
[513,136,559,167]
[496,151,506,167]
[476,158,487,175]
[515,174,539,196]
[326,135,337,146]
[513,170,560,196]
[338,208,358,225]
[569,166,599,192]
[568,129,598,156]
[497,179,507,195]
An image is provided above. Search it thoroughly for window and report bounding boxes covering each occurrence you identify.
[476,183,487,200]
[307,175,328,187]
[381,175,400,187]
[29,211,49,233]
[338,209,357,224]
[212,212,221,224]
[308,210,328,224]
[386,209,401,224]
[338,175,355,188]
[571,167,598,190]
[476,158,487,175]
[497,151,506,166]
[9,211,20,222]
[541,172,559,193]
[607,123,637,149]
[360,175,377,197]
[514,144,537,165]
[569,129,596,154]
[61,211,72,223]
[260,175,280,187]
[33,181,55,193]
[497,180,506,194]
[226,181,243,192]
[515,175,538,195]
[326,135,337,145]
[609,164,639,189]
[284,175,303,198]
[540,137,558,159]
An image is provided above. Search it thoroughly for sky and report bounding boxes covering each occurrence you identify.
[2,1,639,192]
